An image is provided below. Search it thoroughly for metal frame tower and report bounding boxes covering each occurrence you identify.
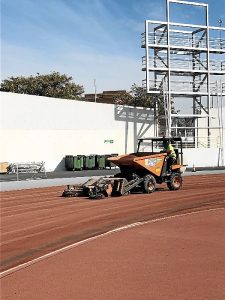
[142,0,225,146]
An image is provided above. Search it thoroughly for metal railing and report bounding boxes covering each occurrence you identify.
[142,56,225,72]
[142,79,225,94]
[180,136,222,148]
[142,32,225,50]
[159,127,222,148]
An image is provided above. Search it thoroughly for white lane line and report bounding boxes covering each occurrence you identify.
[1,207,224,278]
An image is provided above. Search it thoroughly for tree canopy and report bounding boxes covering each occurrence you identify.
[113,84,176,134]
[0,72,84,100]
[113,83,169,114]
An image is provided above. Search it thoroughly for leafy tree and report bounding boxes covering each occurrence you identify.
[113,83,171,113]
[113,84,177,134]
[0,72,84,100]
[113,90,133,105]
[114,84,155,108]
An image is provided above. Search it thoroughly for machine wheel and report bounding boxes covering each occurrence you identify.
[167,173,182,190]
[143,175,156,193]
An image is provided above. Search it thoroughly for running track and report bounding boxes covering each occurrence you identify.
[1,173,225,299]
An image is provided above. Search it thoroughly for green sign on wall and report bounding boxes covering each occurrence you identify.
[104,139,114,144]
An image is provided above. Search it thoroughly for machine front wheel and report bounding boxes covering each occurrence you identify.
[167,173,183,190]
[143,175,156,193]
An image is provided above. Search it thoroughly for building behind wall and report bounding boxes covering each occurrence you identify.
[84,90,126,104]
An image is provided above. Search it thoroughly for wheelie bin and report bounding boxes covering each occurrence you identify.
[85,155,96,169]
[65,155,74,171]
[74,155,85,171]
[97,155,106,169]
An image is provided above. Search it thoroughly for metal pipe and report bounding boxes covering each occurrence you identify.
[166,0,171,136]
[216,80,223,166]
[220,80,224,165]
[145,20,149,93]
[168,0,207,7]
[171,126,223,129]
[16,164,19,181]
[205,4,211,147]
[94,79,97,103]
[169,22,207,29]
[209,25,225,31]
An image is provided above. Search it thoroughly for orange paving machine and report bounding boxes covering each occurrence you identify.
[62,137,185,199]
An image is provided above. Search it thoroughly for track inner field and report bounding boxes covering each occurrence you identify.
[1,173,225,272]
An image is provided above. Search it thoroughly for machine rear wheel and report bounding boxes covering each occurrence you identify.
[143,175,156,193]
[167,173,182,190]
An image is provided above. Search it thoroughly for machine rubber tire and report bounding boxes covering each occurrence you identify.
[143,175,156,193]
[167,173,182,190]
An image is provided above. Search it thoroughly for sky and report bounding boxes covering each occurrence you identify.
[1,0,225,94]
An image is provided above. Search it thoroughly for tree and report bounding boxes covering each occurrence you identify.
[0,72,84,100]
[113,84,176,135]
[113,90,133,106]
[113,83,169,114]
[114,84,156,108]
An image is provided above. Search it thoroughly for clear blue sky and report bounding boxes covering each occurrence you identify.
[1,0,225,93]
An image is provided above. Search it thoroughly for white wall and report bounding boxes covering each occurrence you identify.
[1,92,224,171]
[0,92,155,171]
[197,107,225,148]
[183,148,225,168]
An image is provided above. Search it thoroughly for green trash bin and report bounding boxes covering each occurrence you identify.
[74,155,85,171]
[85,155,96,169]
[65,155,74,171]
[97,155,106,169]
[84,156,90,169]
[90,155,97,169]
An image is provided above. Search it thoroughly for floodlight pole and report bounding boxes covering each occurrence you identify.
[220,80,224,166]
[94,79,97,103]
[218,18,223,48]
[166,0,172,137]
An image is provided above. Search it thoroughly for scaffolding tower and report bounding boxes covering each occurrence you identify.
[142,0,225,147]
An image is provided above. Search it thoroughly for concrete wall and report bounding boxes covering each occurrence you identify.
[191,107,225,167]
[0,92,155,171]
[197,107,225,148]
[1,92,224,170]
[183,148,225,168]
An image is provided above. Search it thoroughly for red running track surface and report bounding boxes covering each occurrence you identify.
[1,173,225,299]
